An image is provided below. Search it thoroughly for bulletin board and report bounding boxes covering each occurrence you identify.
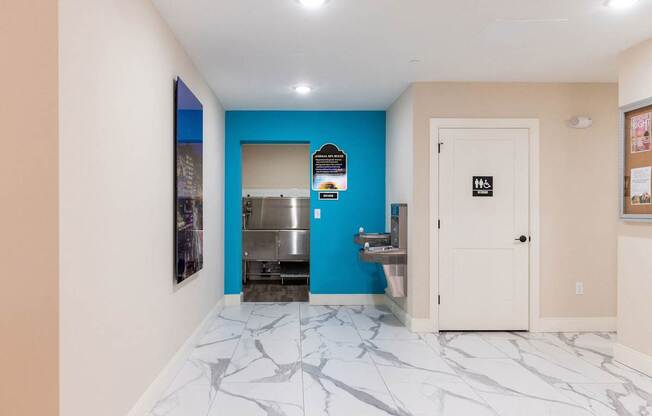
[621,100,652,219]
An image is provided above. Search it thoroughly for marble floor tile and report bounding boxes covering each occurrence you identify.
[254,302,301,318]
[546,332,616,358]
[223,335,301,383]
[487,337,622,384]
[150,303,652,416]
[387,381,499,416]
[302,356,400,416]
[476,391,595,416]
[348,306,419,341]
[209,380,304,416]
[556,382,652,416]
[301,324,363,345]
[215,304,255,325]
[447,357,569,400]
[300,304,353,326]
[535,332,618,372]
[302,338,370,363]
[477,331,542,341]
[245,305,300,341]
[436,333,509,359]
[447,357,594,415]
[365,339,460,384]
[600,360,652,395]
[150,359,219,416]
[196,321,245,355]
[300,305,361,345]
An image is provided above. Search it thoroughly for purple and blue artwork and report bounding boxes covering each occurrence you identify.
[175,78,203,284]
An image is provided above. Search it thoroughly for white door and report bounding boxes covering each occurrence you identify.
[438,128,529,331]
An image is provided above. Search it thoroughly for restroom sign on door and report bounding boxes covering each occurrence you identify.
[472,176,493,197]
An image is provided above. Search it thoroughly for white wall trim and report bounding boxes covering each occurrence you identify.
[429,118,541,332]
[125,297,224,416]
[384,293,434,333]
[533,317,617,333]
[242,188,310,198]
[309,293,386,306]
[224,293,243,306]
[614,343,652,378]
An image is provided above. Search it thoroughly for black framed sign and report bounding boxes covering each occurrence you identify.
[312,143,347,191]
[319,192,339,201]
[472,176,493,197]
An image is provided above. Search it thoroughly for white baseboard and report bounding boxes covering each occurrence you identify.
[309,293,385,306]
[384,294,434,333]
[224,293,243,306]
[614,343,652,378]
[242,188,310,198]
[533,317,617,333]
[125,297,224,416]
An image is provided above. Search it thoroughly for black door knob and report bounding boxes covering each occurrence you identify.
[515,235,528,243]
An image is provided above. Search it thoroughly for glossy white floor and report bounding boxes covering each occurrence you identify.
[149,303,652,416]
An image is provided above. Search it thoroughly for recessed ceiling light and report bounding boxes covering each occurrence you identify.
[294,85,312,95]
[605,0,638,9]
[299,0,327,9]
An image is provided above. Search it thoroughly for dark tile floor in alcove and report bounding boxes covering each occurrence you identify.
[242,281,309,302]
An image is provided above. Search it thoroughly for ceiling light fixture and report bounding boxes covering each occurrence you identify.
[299,0,327,9]
[294,85,313,95]
[605,0,638,9]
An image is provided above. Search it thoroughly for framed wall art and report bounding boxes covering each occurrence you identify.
[175,78,204,283]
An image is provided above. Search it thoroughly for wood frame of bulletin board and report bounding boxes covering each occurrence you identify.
[620,97,652,220]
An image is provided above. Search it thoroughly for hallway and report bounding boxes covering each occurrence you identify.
[8,2,652,415]
[150,303,651,416]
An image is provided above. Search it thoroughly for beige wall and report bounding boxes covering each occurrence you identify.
[0,2,59,415]
[616,39,652,361]
[242,144,310,190]
[59,1,225,415]
[617,236,652,358]
[399,82,619,321]
[619,38,652,107]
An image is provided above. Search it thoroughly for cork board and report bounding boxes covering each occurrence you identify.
[623,104,652,217]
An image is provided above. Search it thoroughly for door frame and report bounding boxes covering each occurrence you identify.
[429,119,540,332]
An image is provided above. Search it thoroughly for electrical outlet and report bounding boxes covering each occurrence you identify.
[314,208,321,219]
[575,281,584,295]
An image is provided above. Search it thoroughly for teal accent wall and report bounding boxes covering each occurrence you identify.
[225,111,386,295]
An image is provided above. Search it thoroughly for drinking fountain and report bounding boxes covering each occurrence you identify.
[354,204,407,297]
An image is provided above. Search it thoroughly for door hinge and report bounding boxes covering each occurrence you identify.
[438,142,443,153]
[438,219,441,229]
[438,295,441,305]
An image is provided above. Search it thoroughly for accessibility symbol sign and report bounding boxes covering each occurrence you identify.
[472,176,493,197]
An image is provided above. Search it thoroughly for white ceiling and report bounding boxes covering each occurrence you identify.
[152,0,652,110]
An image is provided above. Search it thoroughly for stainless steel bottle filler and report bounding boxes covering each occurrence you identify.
[355,203,407,297]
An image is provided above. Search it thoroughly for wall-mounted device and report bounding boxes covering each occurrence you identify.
[354,203,408,297]
[390,203,407,249]
[568,116,593,129]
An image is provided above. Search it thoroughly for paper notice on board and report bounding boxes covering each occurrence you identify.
[631,166,652,205]
[631,112,651,153]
